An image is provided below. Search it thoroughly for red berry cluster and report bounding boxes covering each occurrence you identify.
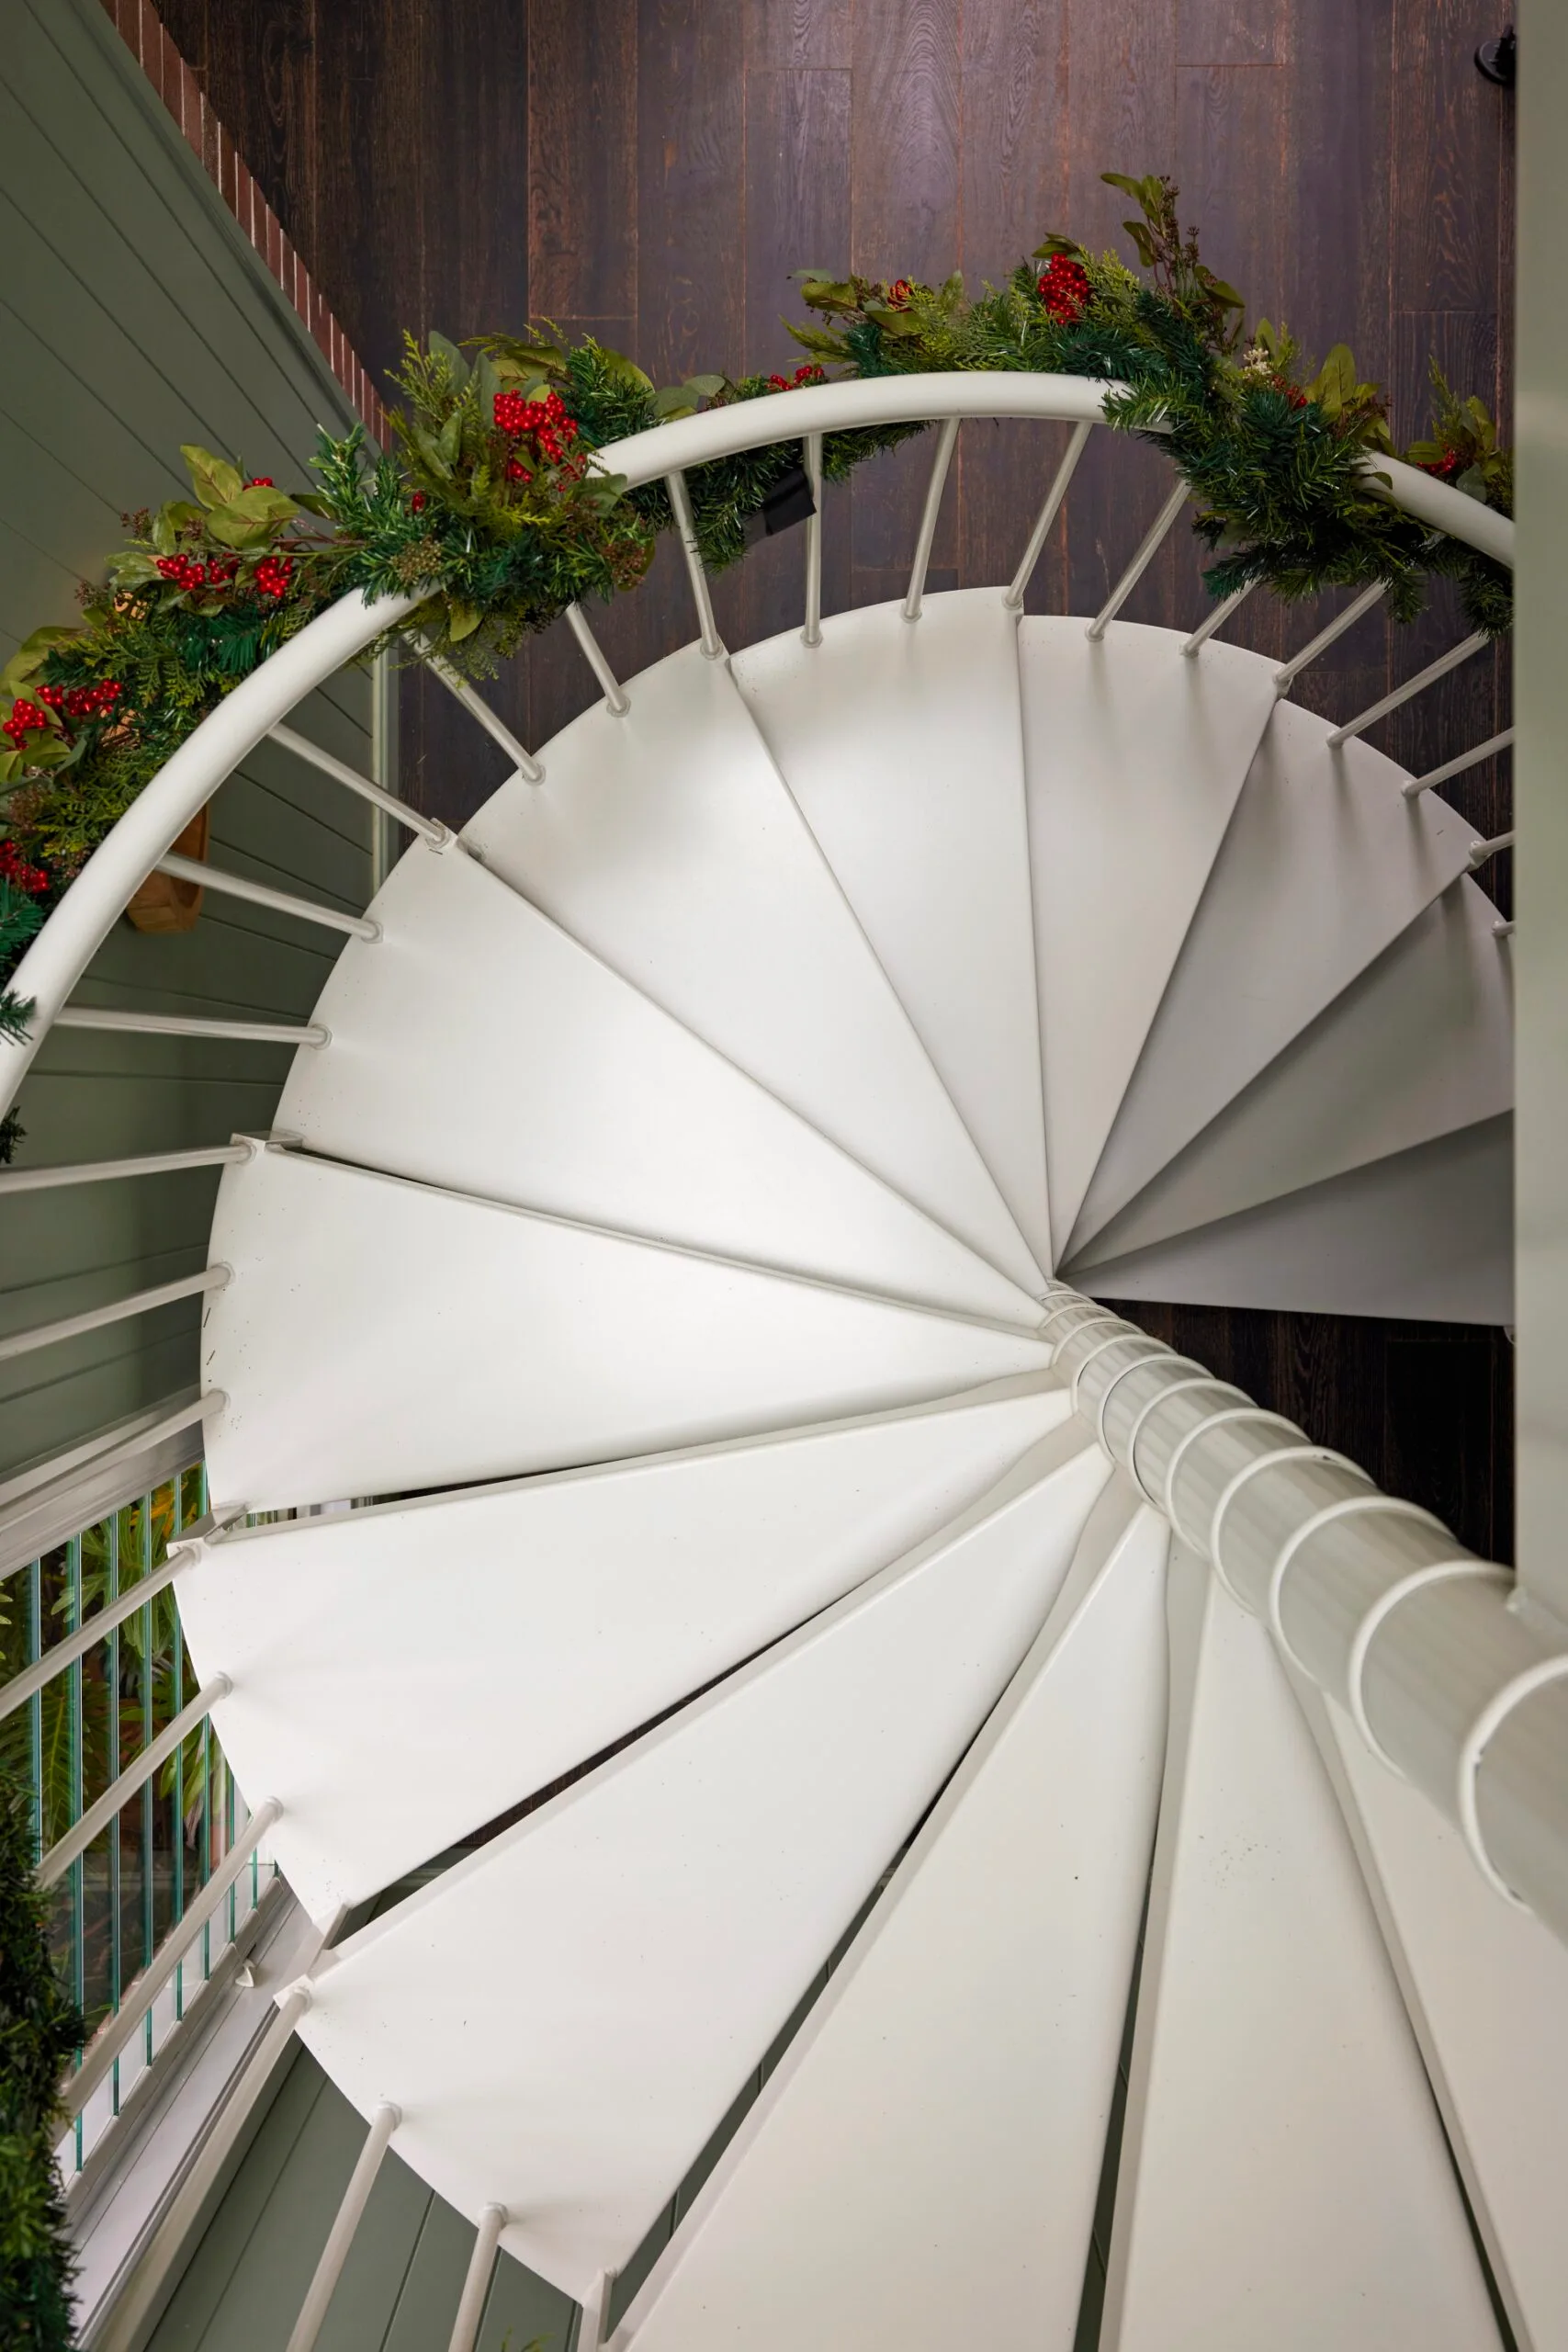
[156,553,216,591]
[1036,256,1091,324]
[0,840,49,895]
[493,388,581,481]
[2,698,50,747]
[766,363,828,390]
[38,679,124,721]
[411,490,427,512]
[254,554,295,600]
[1419,447,1462,480]
[247,476,275,488]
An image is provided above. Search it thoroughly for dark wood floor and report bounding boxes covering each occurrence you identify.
[161,0,1517,1558]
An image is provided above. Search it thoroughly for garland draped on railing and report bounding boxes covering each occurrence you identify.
[0,170,1512,1157]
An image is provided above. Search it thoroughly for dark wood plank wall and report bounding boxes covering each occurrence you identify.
[157,0,1516,1558]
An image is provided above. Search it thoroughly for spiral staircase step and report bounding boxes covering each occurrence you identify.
[200,1147,1055,1511]
[1073,1109,1512,1322]
[730,592,1050,1270]
[1070,696,1481,1255]
[611,1478,1167,2352]
[1101,1549,1503,2352]
[1301,1679,1568,2352]
[461,639,1042,1293]
[180,1372,1073,1916]
[1018,620,1280,1261]
[293,1421,1114,2300]
[271,836,1041,1327]
[1069,876,1512,1271]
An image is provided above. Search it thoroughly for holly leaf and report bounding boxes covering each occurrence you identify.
[471,350,502,423]
[479,335,569,379]
[1304,343,1357,414]
[1455,463,1490,503]
[0,628,78,699]
[412,424,453,481]
[436,410,464,469]
[1103,171,1167,220]
[864,305,922,338]
[594,346,656,395]
[0,749,19,786]
[106,550,163,586]
[426,331,470,387]
[1032,233,1086,260]
[1122,220,1157,267]
[653,385,699,419]
[446,597,482,641]
[795,277,860,315]
[181,446,244,510]
[685,373,727,399]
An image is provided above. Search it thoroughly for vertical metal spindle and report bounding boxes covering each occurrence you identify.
[67,1532,84,2170]
[565,605,630,716]
[170,1476,185,2020]
[446,2205,507,2352]
[1087,481,1190,640]
[1325,630,1490,748]
[107,1509,121,2114]
[286,2100,401,2352]
[904,417,960,622]
[1004,420,1092,611]
[1180,578,1258,656]
[666,469,725,659]
[26,1557,41,1860]
[1403,726,1515,798]
[140,1487,155,2069]
[1271,580,1386,691]
[802,431,824,649]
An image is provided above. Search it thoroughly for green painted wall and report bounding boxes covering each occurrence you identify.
[0,0,387,1482]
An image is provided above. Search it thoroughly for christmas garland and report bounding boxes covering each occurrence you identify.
[0,171,1511,1159]
[0,1770,83,2349]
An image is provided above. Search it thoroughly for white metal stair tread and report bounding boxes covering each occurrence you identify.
[461,639,1043,1292]
[179,1374,1073,1915]
[1101,1551,1503,2351]
[1070,695,1478,1252]
[1298,1680,1568,2352]
[612,1479,1168,2352]
[730,592,1051,1270]
[1019,619,1280,1260]
[294,1423,1114,2298]
[200,1148,1055,1511]
[1071,877,1513,1268]
[273,838,1040,1329]
[1071,1112,1512,1324]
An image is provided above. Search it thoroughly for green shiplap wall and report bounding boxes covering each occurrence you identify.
[146,2050,579,2352]
[0,0,387,1479]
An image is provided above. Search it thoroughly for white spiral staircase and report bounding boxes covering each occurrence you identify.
[5,378,1564,2352]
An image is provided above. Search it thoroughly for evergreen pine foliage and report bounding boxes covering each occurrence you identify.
[0,1770,83,2350]
[0,167,1513,1058]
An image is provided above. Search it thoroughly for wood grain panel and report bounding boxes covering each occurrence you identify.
[529,0,636,321]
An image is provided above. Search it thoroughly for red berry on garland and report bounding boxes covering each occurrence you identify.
[0,840,50,896]
[2,698,51,746]
[411,491,427,512]
[36,684,67,710]
[1036,255,1090,324]
[246,477,275,488]
[506,458,532,481]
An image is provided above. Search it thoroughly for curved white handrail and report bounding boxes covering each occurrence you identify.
[0,372,1515,1129]
[0,588,419,1114]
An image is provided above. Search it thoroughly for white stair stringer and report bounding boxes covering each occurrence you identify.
[730,593,1051,1271]
[200,1148,1055,1511]
[1299,1679,1568,2352]
[179,1374,1073,1916]
[1019,620,1280,1259]
[462,639,1043,1293]
[293,1422,1115,2300]
[1070,695,1479,1254]
[611,1477,1168,2352]
[272,837,1041,1329]
[1072,1111,1512,1324]
[1070,877,1513,1271]
[1101,1547,1503,2352]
